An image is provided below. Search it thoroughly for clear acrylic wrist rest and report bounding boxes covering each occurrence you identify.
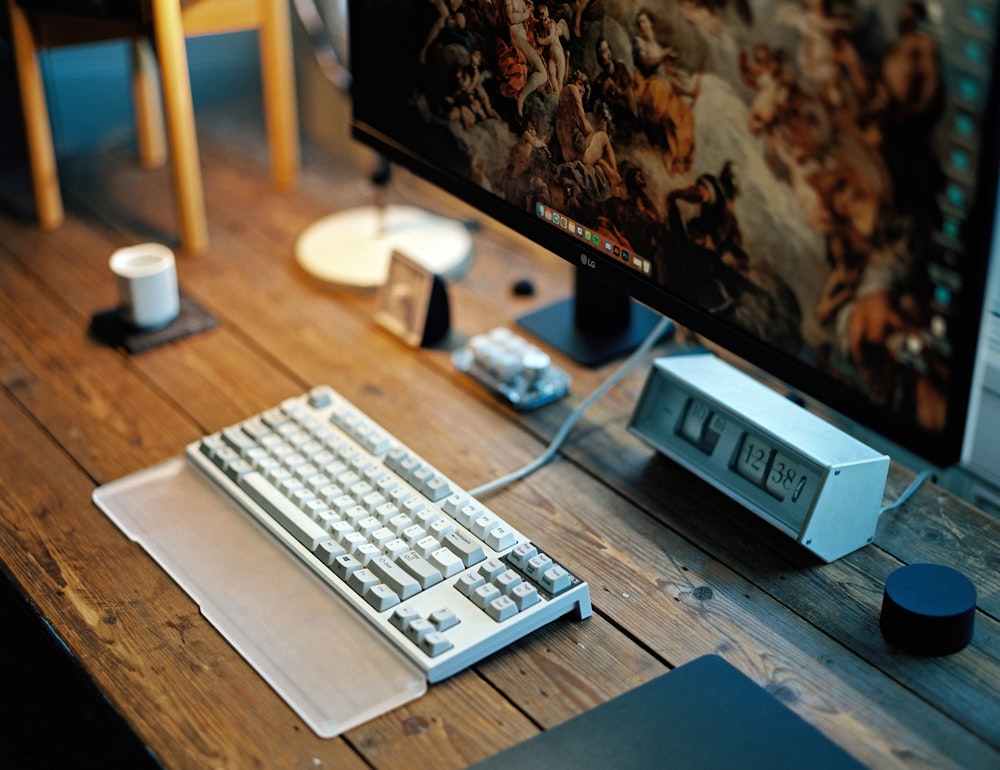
[93,457,426,738]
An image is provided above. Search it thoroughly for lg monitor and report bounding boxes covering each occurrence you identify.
[346,0,999,473]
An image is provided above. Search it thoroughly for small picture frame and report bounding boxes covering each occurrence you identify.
[375,250,450,347]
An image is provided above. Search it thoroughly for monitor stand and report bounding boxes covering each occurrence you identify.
[295,204,473,288]
[518,268,668,368]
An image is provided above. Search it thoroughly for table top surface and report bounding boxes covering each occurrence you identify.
[1,112,998,770]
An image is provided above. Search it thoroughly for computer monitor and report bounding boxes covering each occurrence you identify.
[347,0,999,470]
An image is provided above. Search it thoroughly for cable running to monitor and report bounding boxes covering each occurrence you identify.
[469,316,674,498]
[879,470,934,515]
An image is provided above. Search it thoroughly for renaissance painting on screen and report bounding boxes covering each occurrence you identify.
[353,0,997,438]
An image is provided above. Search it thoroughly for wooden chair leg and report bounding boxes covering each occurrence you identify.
[131,36,167,169]
[8,0,64,229]
[258,0,298,190]
[151,0,208,254]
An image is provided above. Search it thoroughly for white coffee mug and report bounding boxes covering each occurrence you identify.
[110,243,180,329]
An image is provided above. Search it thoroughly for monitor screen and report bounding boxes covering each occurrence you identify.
[347,0,1000,467]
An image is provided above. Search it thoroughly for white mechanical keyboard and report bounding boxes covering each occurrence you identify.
[186,386,591,682]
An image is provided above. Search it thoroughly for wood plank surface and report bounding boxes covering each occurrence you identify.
[1,106,998,769]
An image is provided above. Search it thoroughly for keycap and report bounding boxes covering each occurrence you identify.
[455,572,484,597]
[510,583,540,610]
[428,608,460,632]
[471,513,499,539]
[398,550,444,589]
[444,530,487,567]
[413,535,442,559]
[315,540,347,565]
[540,565,573,595]
[472,583,501,609]
[239,472,330,551]
[429,547,464,578]
[494,570,522,595]
[406,618,435,643]
[485,525,517,552]
[368,555,421,600]
[333,553,362,580]
[524,553,553,581]
[365,583,400,611]
[419,631,454,657]
[348,568,379,595]
[487,595,518,622]
[478,558,506,581]
[390,606,420,632]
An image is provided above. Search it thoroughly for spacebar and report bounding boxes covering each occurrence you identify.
[238,472,328,551]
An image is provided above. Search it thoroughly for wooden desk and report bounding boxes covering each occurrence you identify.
[1,112,998,769]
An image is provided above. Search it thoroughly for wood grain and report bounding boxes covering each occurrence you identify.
[1,108,997,769]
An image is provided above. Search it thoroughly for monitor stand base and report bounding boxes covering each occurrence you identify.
[518,297,666,368]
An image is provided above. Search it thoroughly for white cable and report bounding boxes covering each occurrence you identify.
[879,469,934,515]
[468,316,673,498]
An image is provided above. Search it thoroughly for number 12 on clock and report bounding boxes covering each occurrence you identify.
[734,434,806,503]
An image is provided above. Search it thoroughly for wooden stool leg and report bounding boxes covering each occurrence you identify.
[258,0,298,190]
[151,0,208,254]
[8,0,64,230]
[131,36,167,168]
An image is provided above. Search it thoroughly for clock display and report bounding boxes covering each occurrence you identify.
[734,434,805,502]
[765,450,806,502]
[679,399,726,454]
[630,354,890,562]
[735,434,772,485]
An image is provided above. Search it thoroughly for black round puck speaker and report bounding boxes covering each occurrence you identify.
[880,563,976,656]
